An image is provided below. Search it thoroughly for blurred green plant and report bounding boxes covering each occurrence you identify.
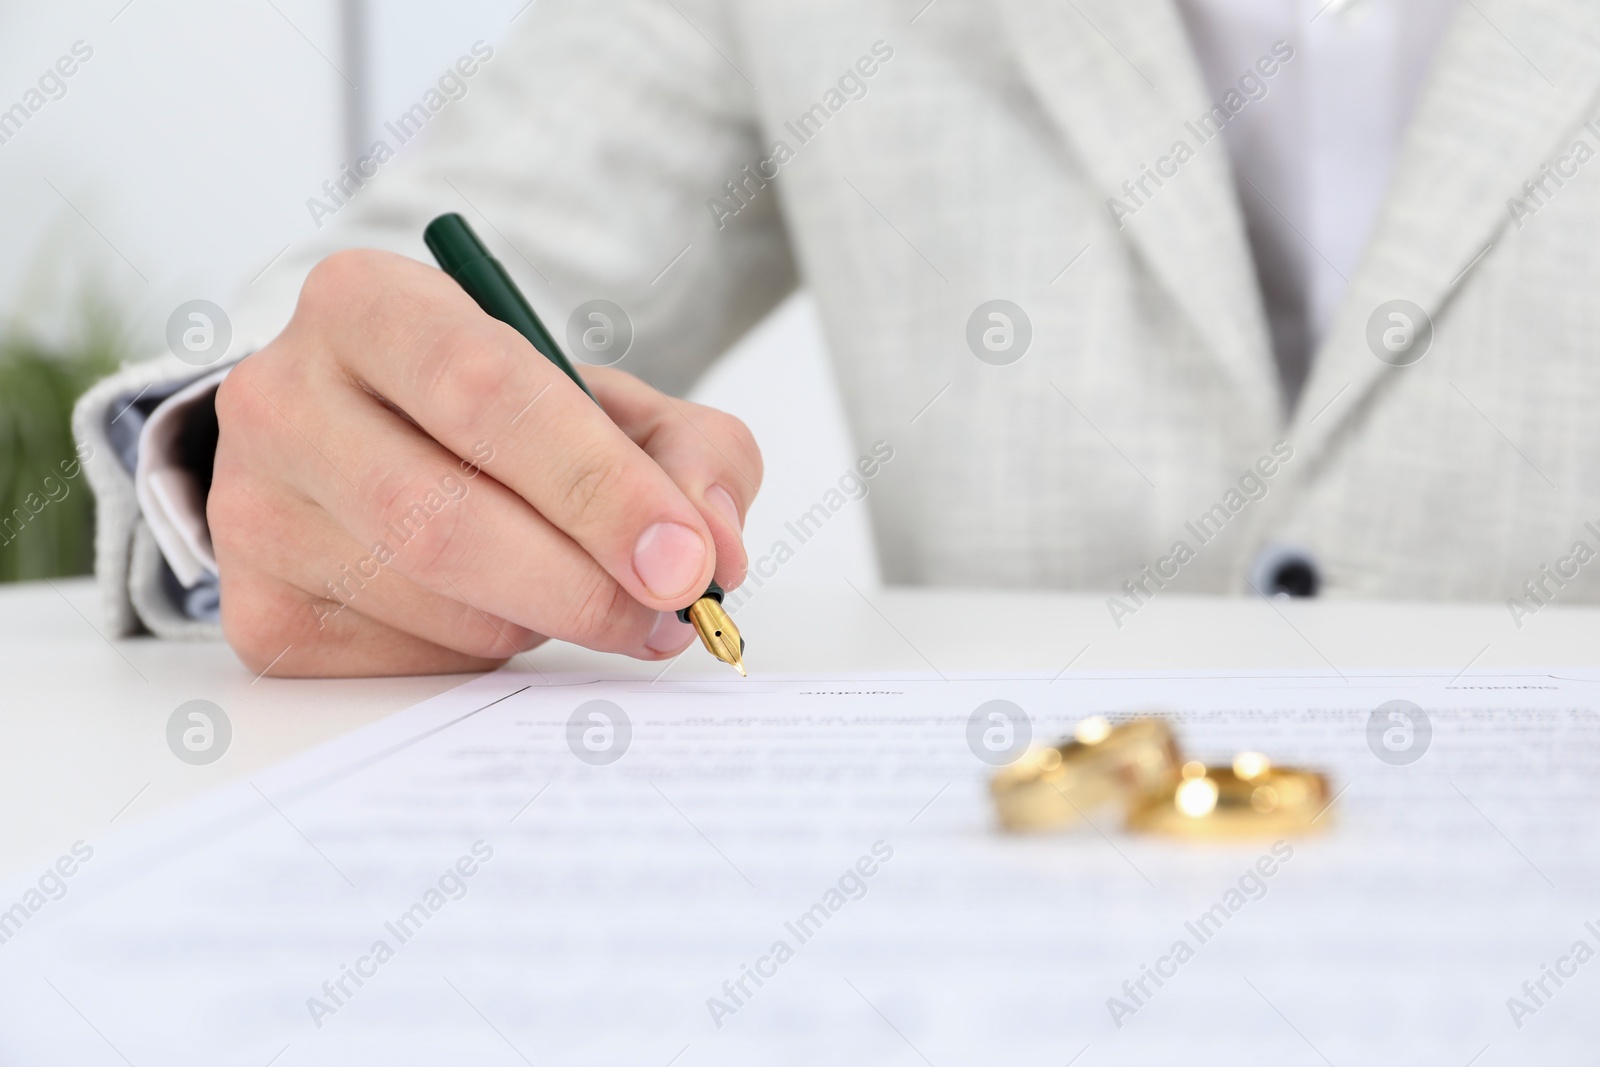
[0,308,121,582]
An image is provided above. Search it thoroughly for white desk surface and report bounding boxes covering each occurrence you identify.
[4,576,1597,879]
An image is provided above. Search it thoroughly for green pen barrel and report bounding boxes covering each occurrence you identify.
[423,213,596,402]
[427,211,728,627]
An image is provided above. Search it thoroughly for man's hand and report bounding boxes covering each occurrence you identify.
[209,249,760,677]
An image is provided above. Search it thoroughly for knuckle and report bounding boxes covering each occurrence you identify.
[370,472,474,583]
[205,456,276,559]
[454,610,536,659]
[298,249,383,319]
[217,574,309,674]
[557,449,629,529]
[565,571,638,649]
[692,406,762,492]
[205,478,250,553]
[213,358,266,437]
[214,354,308,459]
[413,324,517,436]
[366,462,424,522]
[404,515,472,585]
[719,412,763,488]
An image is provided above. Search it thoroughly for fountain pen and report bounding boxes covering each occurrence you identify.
[424,212,746,676]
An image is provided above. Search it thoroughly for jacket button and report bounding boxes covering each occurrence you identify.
[1250,545,1320,598]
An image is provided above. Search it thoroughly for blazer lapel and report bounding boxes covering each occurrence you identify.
[1291,0,1600,465]
[993,0,1279,424]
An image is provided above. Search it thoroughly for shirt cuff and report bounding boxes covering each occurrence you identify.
[133,366,229,588]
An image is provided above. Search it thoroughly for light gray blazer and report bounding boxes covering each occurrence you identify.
[76,0,1600,637]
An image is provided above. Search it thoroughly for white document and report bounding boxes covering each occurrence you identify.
[2,669,1599,1065]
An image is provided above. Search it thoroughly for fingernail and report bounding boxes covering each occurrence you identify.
[633,522,707,599]
[645,610,694,653]
[706,485,743,533]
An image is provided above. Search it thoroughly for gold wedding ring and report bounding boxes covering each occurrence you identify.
[992,721,1335,839]
[990,716,1182,831]
[1125,753,1333,838]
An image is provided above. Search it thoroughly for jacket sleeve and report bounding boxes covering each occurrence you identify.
[74,0,797,637]
[72,356,233,639]
[246,0,797,396]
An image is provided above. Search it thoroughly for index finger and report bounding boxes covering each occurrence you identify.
[298,249,718,612]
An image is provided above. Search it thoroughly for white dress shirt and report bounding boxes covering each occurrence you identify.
[1176,0,1461,408]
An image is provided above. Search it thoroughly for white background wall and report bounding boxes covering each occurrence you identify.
[0,0,879,597]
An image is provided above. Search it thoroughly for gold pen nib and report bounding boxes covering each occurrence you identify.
[686,596,746,676]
